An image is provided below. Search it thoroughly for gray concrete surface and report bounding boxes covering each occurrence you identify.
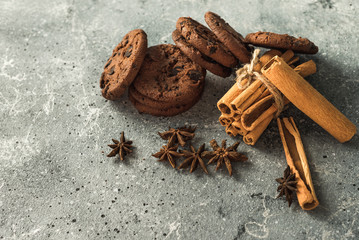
[0,0,358,239]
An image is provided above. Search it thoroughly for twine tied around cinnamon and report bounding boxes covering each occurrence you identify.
[235,49,284,117]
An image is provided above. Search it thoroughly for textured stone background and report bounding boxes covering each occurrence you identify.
[0,0,358,239]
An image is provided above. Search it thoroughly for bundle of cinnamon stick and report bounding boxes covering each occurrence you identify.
[217,49,318,145]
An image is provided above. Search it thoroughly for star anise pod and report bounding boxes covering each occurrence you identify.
[178,144,208,174]
[202,139,247,176]
[276,166,298,207]
[152,138,182,168]
[158,126,196,147]
[107,132,133,161]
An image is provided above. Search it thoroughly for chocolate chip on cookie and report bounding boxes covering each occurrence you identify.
[100,29,147,100]
[172,29,231,78]
[176,17,238,68]
[244,31,318,54]
[204,11,252,64]
[132,44,206,108]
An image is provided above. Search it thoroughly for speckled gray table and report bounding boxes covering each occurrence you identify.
[0,0,358,239]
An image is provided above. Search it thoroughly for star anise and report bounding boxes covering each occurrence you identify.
[178,144,208,174]
[158,126,196,147]
[276,166,298,207]
[107,132,133,161]
[202,139,247,176]
[152,138,182,168]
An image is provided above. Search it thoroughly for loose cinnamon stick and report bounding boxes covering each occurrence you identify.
[277,117,319,210]
[262,56,356,143]
[243,114,273,145]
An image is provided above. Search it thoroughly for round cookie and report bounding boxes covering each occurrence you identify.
[129,91,202,117]
[132,44,206,105]
[204,11,252,64]
[244,32,318,54]
[129,81,204,110]
[100,29,147,100]
[172,29,232,78]
[176,17,238,68]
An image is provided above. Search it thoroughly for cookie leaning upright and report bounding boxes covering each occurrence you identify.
[176,17,238,68]
[204,11,252,64]
[244,32,318,54]
[100,29,148,100]
[172,29,232,78]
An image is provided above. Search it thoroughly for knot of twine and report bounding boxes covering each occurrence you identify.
[235,49,284,117]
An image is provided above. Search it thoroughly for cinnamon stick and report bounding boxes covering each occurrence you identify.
[287,56,300,66]
[230,79,265,114]
[243,114,273,145]
[232,120,248,136]
[262,56,356,143]
[253,49,282,72]
[277,117,319,210]
[219,114,233,127]
[280,50,294,62]
[294,60,317,78]
[217,83,243,117]
[233,113,241,121]
[241,96,275,131]
[225,124,239,137]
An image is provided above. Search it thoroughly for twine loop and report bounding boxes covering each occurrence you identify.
[235,49,284,117]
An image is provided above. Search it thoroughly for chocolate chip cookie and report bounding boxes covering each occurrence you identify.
[100,29,147,100]
[172,29,231,78]
[176,17,238,68]
[244,32,318,54]
[204,11,252,64]
[132,44,206,106]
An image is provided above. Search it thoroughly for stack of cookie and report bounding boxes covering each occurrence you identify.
[100,30,206,117]
[172,12,252,78]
